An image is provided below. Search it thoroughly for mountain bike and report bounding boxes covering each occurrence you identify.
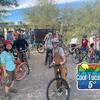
[37,42,45,54]
[0,60,28,83]
[72,47,89,64]
[19,48,30,74]
[46,64,70,100]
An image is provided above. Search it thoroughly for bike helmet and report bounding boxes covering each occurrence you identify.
[52,38,59,43]
[4,40,12,46]
[82,33,87,38]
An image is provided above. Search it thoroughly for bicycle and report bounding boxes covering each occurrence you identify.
[0,59,28,83]
[13,50,29,80]
[37,42,45,54]
[72,47,89,64]
[46,64,70,100]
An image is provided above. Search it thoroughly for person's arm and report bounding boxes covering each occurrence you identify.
[24,39,29,47]
[1,52,8,78]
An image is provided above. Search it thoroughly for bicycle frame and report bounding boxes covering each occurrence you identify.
[52,64,61,79]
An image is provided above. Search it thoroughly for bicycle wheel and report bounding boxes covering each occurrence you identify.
[37,43,45,53]
[47,78,70,100]
[15,63,28,81]
[72,52,81,64]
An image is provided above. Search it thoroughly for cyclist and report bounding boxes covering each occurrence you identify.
[70,34,78,48]
[13,34,29,52]
[13,34,30,73]
[94,33,100,61]
[81,34,89,53]
[89,32,95,47]
[50,38,67,80]
[88,43,95,63]
[44,32,53,65]
[1,40,17,99]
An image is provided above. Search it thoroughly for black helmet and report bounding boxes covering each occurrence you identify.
[82,33,87,38]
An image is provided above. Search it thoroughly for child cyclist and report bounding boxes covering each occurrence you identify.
[1,40,17,100]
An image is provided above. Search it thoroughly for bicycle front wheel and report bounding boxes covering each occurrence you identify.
[46,78,70,100]
[15,63,28,81]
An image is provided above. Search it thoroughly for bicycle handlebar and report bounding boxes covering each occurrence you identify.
[49,64,61,68]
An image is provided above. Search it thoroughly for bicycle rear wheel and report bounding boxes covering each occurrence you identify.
[47,78,70,100]
[37,43,45,53]
[15,63,28,81]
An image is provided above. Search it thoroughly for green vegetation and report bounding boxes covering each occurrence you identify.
[0,0,18,6]
[0,0,18,19]
[78,66,100,72]
[25,0,100,39]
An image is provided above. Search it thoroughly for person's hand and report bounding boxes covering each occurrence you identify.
[60,62,64,66]
[50,61,55,68]
[4,72,8,79]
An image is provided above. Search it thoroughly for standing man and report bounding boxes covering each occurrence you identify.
[45,32,53,65]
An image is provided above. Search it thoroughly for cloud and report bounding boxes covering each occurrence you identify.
[7,0,86,10]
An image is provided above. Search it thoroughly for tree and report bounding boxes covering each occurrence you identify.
[0,0,18,19]
[0,0,18,6]
[25,0,60,28]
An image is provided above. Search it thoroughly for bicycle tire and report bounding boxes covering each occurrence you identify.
[72,53,80,64]
[48,53,52,67]
[47,78,70,100]
[37,44,45,53]
[15,62,28,81]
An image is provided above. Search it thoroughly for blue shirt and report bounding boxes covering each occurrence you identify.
[0,51,15,71]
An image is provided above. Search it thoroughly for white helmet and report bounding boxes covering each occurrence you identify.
[52,38,59,43]
[48,32,52,36]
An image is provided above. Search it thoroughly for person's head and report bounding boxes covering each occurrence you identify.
[90,43,94,48]
[96,33,100,39]
[48,32,52,38]
[18,34,23,39]
[83,34,87,39]
[4,40,13,52]
[91,32,94,36]
[52,38,59,48]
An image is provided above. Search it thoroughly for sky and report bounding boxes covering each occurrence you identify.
[14,0,86,10]
[2,0,88,23]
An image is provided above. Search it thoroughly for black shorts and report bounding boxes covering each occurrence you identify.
[5,70,15,86]
[6,70,15,81]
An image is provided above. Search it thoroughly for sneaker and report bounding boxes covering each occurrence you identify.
[10,88,18,93]
[65,89,68,95]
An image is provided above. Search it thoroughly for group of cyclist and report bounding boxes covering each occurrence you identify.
[44,31,67,80]
[0,31,29,100]
[44,31,100,82]
[0,29,100,99]
[69,32,100,63]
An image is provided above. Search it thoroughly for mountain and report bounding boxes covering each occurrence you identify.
[2,0,94,23]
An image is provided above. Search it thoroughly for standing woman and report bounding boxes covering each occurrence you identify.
[1,40,17,99]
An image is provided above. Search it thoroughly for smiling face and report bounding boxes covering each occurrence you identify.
[52,42,59,48]
[6,44,12,50]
